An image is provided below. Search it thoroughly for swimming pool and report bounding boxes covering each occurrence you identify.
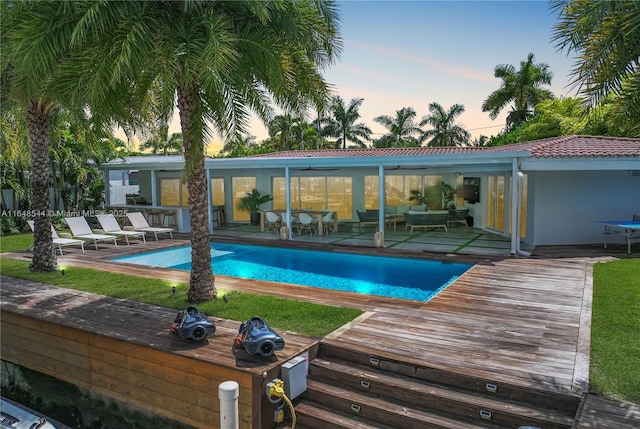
[112,243,472,302]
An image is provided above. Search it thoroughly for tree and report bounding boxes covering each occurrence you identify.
[552,0,640,133]
[0,105,31,215]
[316,97,372,149]
[373,107,422,147]
[420,102,470,147]
[139,127,184,155]
[65,1,341,302]
[219,134,259,158]
[268,114,303,151]
[482,53,554,130]
[1,1,79,272]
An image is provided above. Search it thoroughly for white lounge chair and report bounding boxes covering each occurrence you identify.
[126,212,174,240]
[97,214,146,245]
[28,220,85,255]
[64,216,118,250]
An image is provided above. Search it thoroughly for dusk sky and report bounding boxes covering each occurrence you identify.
[162,1,581,150]
[247,0,578,144]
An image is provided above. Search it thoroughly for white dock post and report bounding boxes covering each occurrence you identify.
[218,381,239,429]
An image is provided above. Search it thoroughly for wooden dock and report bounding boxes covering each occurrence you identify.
[2,237,638,427]
[0,275,318,428]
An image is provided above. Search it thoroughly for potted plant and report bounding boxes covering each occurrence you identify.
[237,189,273,225]
[408,189,429,209]
[438,181,456,213]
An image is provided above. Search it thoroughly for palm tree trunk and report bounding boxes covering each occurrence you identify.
[27,100,57,272]
[177,85,216,303]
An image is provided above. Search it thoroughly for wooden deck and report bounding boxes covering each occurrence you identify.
[575,395,640,428]
[0,275,318,428]
[2,237,638,427]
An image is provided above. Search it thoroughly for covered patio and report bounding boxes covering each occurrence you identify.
[210,220,531,258]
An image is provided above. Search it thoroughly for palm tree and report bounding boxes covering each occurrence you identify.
[1,1,80,272]
[268,114,303,151]
[481,53,554,130]
[420,102,470,147]
[317,97,372,149]
[373,107,422,147]
[551,0,640,126]
[139,126,184,155]
[0,105,31,214]
[219,134,258,158]
[63,1,341,302]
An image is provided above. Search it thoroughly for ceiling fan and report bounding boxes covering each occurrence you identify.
[384,165,431,171]
[291,167,340,171]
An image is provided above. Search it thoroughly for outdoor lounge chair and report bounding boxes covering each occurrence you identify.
[64,216,118,250]
[126,212,174,240]
[97,214,146,244]
[28,220,85,255]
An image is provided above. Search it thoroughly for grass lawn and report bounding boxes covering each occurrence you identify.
[0,232,33,253]
[591,259,640,403]
[0,239,362,337]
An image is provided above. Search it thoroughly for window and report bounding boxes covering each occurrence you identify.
[232,177,256,221]
[365,174,443,209]
[210,177,225,206]
[272,176,353,220]
[160,178,189,207]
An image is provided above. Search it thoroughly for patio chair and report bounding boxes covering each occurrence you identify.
[279,212,298,231]
[447,208,469,227]
[264,211,282,233]
[28,220,85,255]
[126,211,174,240]
[97,214,146,245]
[298,212,317,235]
[64,216,118,250]
[321,211,334,235]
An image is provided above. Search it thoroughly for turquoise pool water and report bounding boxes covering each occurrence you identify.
[112,243,472,302]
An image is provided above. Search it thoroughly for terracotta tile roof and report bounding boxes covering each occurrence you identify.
[489,135,640,158]
[251,146,485,158]
[250,135,640,159]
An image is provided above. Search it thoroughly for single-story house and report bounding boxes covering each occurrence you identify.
[102,135,640,254]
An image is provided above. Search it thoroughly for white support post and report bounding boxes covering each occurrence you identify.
[207,168,213,233]
[285,166,292,240]
[218,381,239,429]
[151,169,158,206]
[376,164,385,247]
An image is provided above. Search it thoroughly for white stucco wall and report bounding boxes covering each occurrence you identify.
[529,170,640,245]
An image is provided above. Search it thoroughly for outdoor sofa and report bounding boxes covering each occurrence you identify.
[404,210,449,232]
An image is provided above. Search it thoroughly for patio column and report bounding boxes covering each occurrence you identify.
[207,167,213,233]
[151,169,158,206]
[378,164,385,233]
[103,169,110,206]
[285,166,292,240]
[510,158,530,256]
[374,164,385,248]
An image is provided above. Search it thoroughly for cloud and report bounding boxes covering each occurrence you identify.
[349,40,495,84]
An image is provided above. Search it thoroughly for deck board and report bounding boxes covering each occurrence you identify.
[3,237,626,425]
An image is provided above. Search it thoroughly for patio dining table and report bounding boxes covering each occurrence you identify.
[260,210,338,236]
